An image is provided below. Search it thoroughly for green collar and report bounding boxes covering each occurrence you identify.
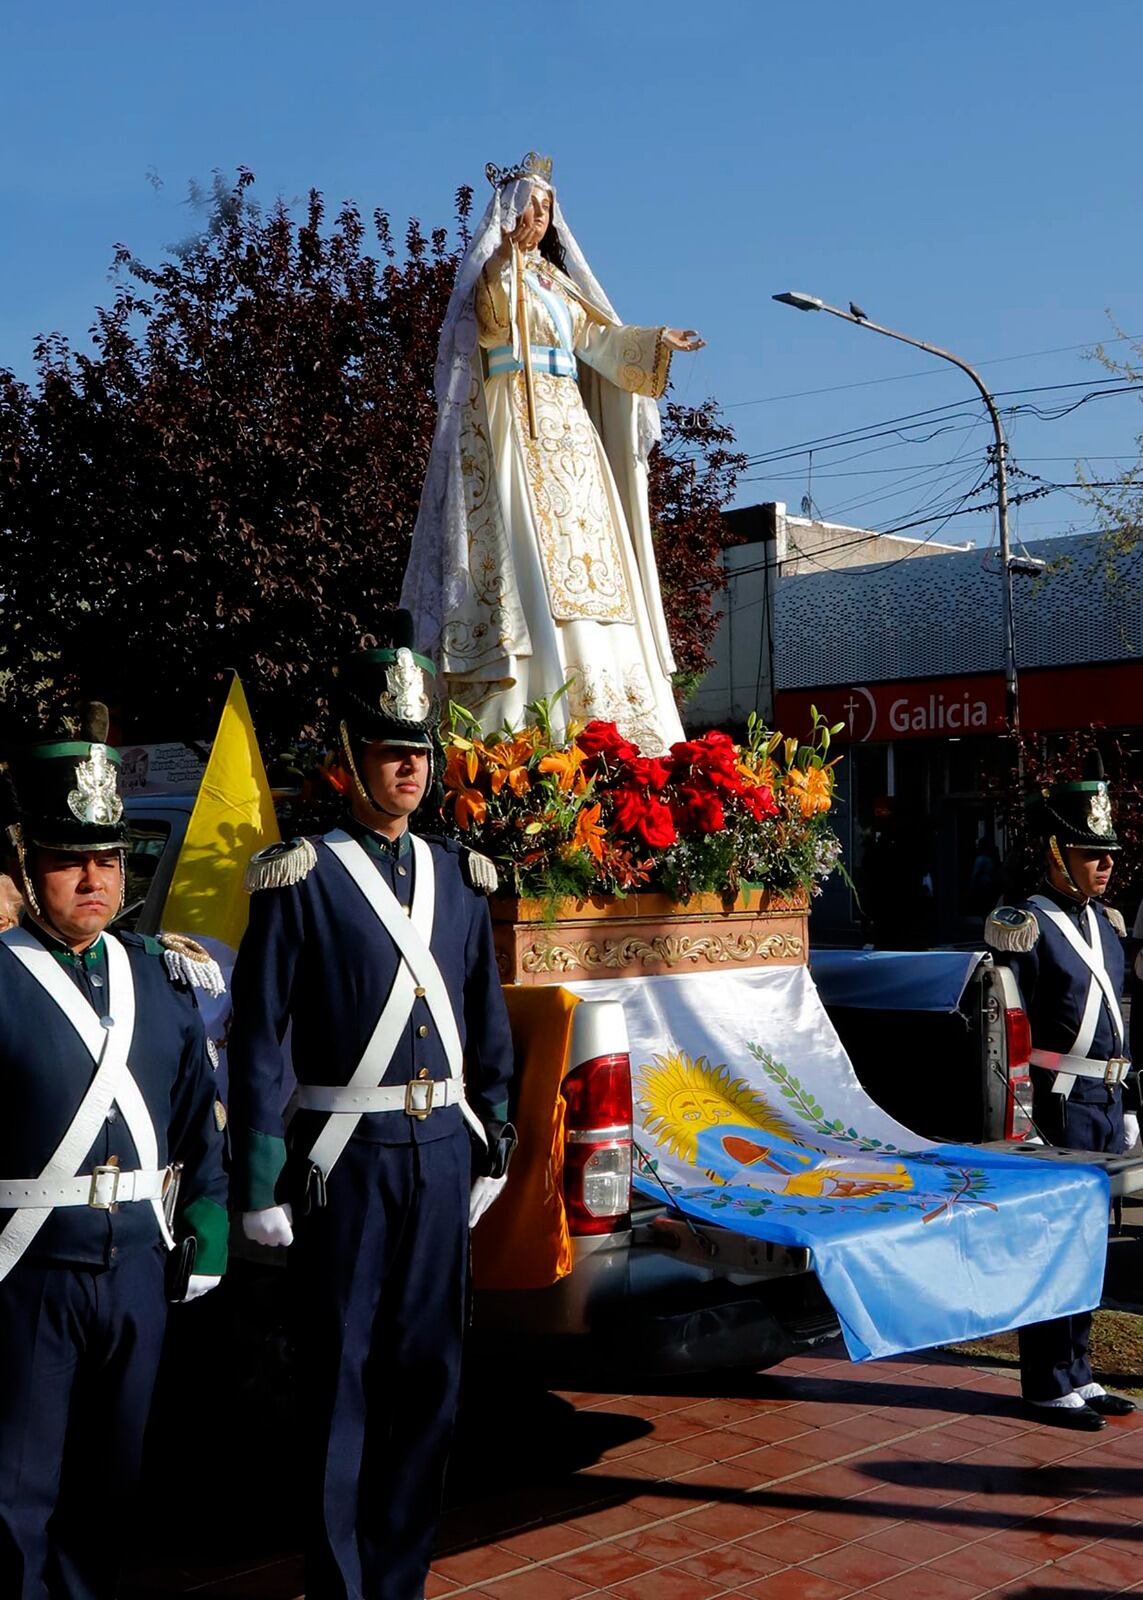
[349,819,412,862]
[24,920,107,967]
[53,940,105,969]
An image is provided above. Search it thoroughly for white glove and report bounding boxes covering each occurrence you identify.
[242,1203,294,1248]
[469,1175,507,1229]
[1123,1112,1140,1152]
[182,1274,221,1302]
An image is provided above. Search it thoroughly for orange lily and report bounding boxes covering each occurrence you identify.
[538,744,588,794]
[452,786,487,829]
[443,744,488,830]
[571,801,607,861]
[786,765,833,818]
[738,754,777,789]
[484,736,535,798]
[444,743,482,790]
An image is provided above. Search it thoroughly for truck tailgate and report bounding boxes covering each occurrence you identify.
[979,1141,1143,1197]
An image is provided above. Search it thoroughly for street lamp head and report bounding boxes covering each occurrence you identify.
[772,291,824,312]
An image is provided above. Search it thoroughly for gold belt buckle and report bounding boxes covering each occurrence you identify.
[1105,1056,1129,1086]
[88,1164,121,1210]
[404,1074,436,1120]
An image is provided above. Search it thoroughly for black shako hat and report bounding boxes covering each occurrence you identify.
[4,701,128,853]
[1029,751,1120,852]
[331,610,438,752]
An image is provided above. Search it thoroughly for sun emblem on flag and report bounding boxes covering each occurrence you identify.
[635,1049,801,1168]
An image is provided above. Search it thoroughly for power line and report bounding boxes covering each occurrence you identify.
[724,330,1143,411]
[740,452,1138,483]
[729,375,1143,471]
[821,416,989,524]
[719,482,993,587]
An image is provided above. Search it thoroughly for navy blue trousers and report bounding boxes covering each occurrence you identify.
[289,1131,471,1600]
[1019,1073,1123,1401]
[0,1246,167,1600]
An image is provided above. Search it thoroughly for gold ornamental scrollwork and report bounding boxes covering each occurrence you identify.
[520,930,805,975]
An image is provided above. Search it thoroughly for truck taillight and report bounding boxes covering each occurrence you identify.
[1005,1007,1032,1069]
[561,1052,633,1235]
[1004,1007,1034,1140]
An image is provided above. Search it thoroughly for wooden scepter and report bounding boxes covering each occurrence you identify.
[513,242,538,440]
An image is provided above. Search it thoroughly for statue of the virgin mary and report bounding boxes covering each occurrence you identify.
[401,152,704,753]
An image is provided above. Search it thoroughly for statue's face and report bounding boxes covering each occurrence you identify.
[519,184,552,250]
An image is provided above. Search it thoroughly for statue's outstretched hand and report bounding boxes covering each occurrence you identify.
[664,328,706,352]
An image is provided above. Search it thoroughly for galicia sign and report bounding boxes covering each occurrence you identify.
[775,662,1143,744]
[775,676,1007,744]
[887,690,993,736]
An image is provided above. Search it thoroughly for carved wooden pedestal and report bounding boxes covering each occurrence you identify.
[491,887,809,985]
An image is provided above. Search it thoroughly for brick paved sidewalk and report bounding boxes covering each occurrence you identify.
[134,1344,1143,1598]
[424,1347,1142,1599]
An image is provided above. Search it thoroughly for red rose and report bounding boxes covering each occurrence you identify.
[613,785,678,848]
[669,732,742,792]
[675,783,726,834]
[703,763,745,794]
[624,755,673,792]
[668,738,704,769]
[576,720,641,764]
[741,784,779,821]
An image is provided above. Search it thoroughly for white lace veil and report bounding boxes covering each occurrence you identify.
[400,162,663,659]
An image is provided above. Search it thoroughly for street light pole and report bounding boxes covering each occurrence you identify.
[773,292,1019,736]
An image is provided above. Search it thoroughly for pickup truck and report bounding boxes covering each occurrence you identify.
[809,948,1035,1145]
[119,794,1046,1375]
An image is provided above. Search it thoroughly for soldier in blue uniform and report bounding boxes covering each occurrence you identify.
[985,760,1138,1430]
[228,614,515,1600]
[0,703,229,1598]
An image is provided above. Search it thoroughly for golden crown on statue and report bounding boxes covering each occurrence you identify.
[485,151,554,189]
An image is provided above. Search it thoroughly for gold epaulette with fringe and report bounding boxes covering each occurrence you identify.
[1103,905,1127,937]
[984,906,1040,953]
[244,838,317,893]
[158,932,227,997]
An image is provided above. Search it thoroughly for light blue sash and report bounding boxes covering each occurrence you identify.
[486,344,577,379]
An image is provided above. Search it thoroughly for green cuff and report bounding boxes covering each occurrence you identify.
[180,1195,229,1277]
[239,1128,287,1212]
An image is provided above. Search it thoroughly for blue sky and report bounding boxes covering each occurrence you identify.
[3,0,1142,547]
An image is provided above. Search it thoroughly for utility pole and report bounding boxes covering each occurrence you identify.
[773,292,1020,736]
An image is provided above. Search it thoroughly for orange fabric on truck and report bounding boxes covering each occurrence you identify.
[471,985,579,1290]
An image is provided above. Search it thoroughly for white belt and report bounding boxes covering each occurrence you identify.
[294,1079,465,1118]
[0,1165,170,1210]
[1030,1048,1131,1086]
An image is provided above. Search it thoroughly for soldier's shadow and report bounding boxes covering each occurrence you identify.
[139,1262,300,1560]
[133,1260,650,1566]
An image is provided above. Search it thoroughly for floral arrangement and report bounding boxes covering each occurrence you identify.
[440,694,844,905]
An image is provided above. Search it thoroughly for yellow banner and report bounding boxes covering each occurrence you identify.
[162,676,279,949]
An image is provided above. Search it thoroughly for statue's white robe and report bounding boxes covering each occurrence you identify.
[437,252,683,753]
